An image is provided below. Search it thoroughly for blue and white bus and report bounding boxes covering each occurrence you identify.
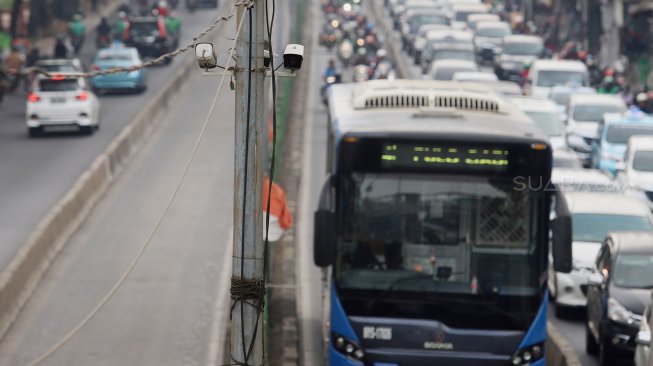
[314,80,572,366]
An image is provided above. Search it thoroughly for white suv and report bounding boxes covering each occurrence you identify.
[26,73,100,137]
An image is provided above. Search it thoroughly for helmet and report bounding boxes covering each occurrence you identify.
[637,92,648,103]
[118,11,126,18]
[357,47,367,56]
[73,14,82,21]
[376,49,387,58]
[604,67,615,77]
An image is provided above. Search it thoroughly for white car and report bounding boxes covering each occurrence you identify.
[451,71,498,83]
[567,93,627,140]
[527,59,589,98]
[449,3,489,30]
[548,192,653,317]
[430,59,478,80]
[466,13,499,31]
[26,73,100,137]
[635,292,652,366]
[510,96,567,150]
[547,85,596,123]
[617,136,653,210]
[551,168,619,193]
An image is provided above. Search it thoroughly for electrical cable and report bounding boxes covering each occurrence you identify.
[20,4,248,366]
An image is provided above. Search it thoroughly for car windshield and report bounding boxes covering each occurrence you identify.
[606,125,653,144]
[613,254,653,288]
[477,27,510,38]
[37,64,78,72]
[536,70,588,87]
[633,151,653,172]
[38,79,79,92]
[435,66,474,80]
[130,22,160,37]
[336,173,543,297]
[410,14,448,28]
[571,214,653,242]
[433,49,474,61]
[455,11,483,22]
[573,105,623,122]
[96,52,133,61]
[525,111,562,136]
[504,42,542,55]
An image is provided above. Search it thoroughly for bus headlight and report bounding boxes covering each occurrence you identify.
[511,343,544,365]
[332,332,365,361]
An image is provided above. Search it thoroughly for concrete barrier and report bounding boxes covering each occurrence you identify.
[0,24,225,341]
[547,323,583,366]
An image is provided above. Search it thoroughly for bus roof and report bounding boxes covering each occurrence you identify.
[328,80,546,142]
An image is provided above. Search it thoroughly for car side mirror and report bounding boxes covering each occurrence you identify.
[551,216,572,273]
[636,330,651,346]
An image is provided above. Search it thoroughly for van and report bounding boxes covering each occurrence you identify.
[527,60,589,98]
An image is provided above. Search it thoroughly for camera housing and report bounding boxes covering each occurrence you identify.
[195,43,218,69]
[283,44,304,71]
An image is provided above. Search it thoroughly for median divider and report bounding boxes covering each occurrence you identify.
[0,23,225,341]
[547,323,583,366]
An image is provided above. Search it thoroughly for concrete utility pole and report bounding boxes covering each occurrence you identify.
[231,0,266,363]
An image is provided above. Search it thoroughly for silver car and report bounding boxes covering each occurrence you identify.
[635,291,652,366]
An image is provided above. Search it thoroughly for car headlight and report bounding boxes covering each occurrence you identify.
[608,297,638,325]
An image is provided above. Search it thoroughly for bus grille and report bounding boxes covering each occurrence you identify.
[433,96,499,112]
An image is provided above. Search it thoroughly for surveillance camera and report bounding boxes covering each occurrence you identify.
[264,49,271,68]
[283,44,304,71]
[195,43,218,69]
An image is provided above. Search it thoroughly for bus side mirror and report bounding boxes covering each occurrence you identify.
[314,210,336,267]
[551,216,572,273]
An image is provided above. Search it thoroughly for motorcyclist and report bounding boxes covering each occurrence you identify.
[115,11,129,40]
[635,93,652,114]
[3,47,23,92]
[354,47,368,66]
[372,49,393,73]
[166,11,181,34]
[155,1,170,17]
[323,59,339,79]
[54,35,69,59]
[68,14,85,54]
[597,75,622,94]
[96,17,112,47]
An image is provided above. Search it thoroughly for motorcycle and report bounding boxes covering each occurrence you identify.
[338,39,354,67]
[70,34,84,55]
[320,73,342,106]
[96,33,111,49]
[352,65,370,82]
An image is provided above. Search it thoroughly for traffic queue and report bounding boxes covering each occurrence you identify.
[317,0,653,365]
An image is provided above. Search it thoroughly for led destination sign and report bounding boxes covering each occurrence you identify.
[380,143,510,172]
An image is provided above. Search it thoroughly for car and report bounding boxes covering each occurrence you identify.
[634,291,652,366]
[420,29,474,73]
[592,111,653,175]
[451,71,498,83]
[124,16,176,63]
[510,96,567,149]
[617,136,653,210]
[481,80,523,97]
[26,73,100,136]
[549,194,653,318]
[547,85,596,123]
[400,9,449,54]
[493,35,544,82]
[586,232,653,365]
[412,24,451,64]
[551,168,620,193]
[90,46,147,94]
[473,21,511,64]
[429,59,478,80]
[527,59,589,98]
[34,58,84,73]
[449,3,489,30]
[465,13,500,32]
[553,149,583,169]
[566,94,627,166]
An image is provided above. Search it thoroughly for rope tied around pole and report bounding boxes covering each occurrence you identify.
[230,276,266,314]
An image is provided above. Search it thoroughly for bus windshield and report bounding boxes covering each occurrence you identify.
[336,173,543,298]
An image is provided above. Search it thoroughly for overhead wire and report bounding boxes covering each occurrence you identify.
[20,2,249,366]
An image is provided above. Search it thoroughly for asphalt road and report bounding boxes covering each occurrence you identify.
[0,4,226,271]
[0,35,235,366]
